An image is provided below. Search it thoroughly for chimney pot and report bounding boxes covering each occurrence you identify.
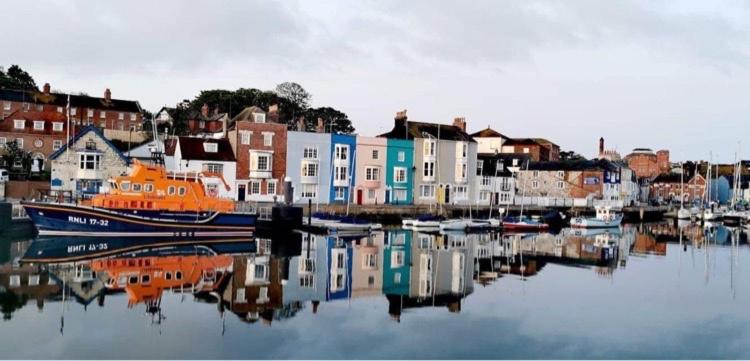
[316,117,326,133]
[43,83,50,94]
[297,116,306,131]
[201,103,209,117]
[599,137,604,155]
[452,117,466,132]
[104,88,112,101]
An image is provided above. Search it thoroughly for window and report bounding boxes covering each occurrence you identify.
[267,180,277,195]
[87,109,94,117]
[557,171,565,178]
[203,142,218,152]
[2,101,9,111]
[33,121,44,130]
[13,119,24,129]
[394,189,407,201]
[394,273,402,284]
[301,184,317,198]
[557,181,564,189]
[118,112,124,120]
[15,138,23,148]
[144,183,154,193]
[454,186,468,200]
[532,180,539,189]
[36,104,43,111]
[120,181,131,191]
[365,167,380,181]
[0,137,6,148]
[132,183,142,192]
[335,144,348,160]
[533,170,540,178]
[250,181,261,195]
[175,271,183,280]
[240,130,251,145]
[423,161,435,179]
[334,166,348,182]
[456,142,468,158]
[256,154,270,171]
[71,107,77,115]
[263,132,273,146]
[302,162,318,177]
[78,154,101,170]
[455,163,467,182]
[398,151,405,162]
[481,176,491,186]
[477,160,484,175]
[130,113,137,121]
[167,185,176,195]
[523,147,530,153]
[394,167,407,183]
[392,250,405,267]
[178,186,186,196]
[372,149,379,159]
[204,163,223,173]
[335,187,346,200]
[363,254,377,269]
[53,122,63,132]
[368,189,376,199]
[420,184,435,198]
[479,191,490,201]
[100,111,106,119]
[300,274,314,288]
[303,146,318,159]
[423,140,436,157]
[255,263,268,280]
[254,113,266,123]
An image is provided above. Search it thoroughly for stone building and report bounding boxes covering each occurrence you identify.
[49,125,129,197]
[228,105,286,203]
[475,153,515,207]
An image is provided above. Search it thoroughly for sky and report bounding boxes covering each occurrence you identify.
[1,0,749,162]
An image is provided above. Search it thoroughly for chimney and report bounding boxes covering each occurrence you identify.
[201,103,209,117]
[268,104,279,123]
[213,107,219,116]
[222,115,228,138]
[452,117,466,132]
[43,83,50,95]
[296,116,306,131]
[599,137,604,155]
[104,88,111,101]
[394,110,408,138]
[316,117,325,133]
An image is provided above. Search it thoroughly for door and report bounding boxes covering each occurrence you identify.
[444,185,451,204]
[385,189,391,204]
[238,184,246,201]
[357,189,363,205]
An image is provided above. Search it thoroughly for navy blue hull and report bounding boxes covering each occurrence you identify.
[22,202,256,237]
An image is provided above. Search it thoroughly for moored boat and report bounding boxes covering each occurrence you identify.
[570,206,623,228]
[22,160,256,237]
[501,216,549,231]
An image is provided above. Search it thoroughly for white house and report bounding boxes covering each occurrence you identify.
[172,136,237,199]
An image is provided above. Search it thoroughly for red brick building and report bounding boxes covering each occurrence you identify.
[0,83,142,171]
[228,105,287,203]
[650,172,706,203]
[500,138,560,162]
[624,148,670,179]
[186,104,229,136]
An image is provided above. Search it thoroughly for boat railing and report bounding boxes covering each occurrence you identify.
[11,203,28,219]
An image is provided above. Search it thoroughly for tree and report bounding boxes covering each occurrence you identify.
[560,150,586,162]
[0,140,32,178]
[275,82,310,110]
[303,107,355,134]
[0,64,38,91]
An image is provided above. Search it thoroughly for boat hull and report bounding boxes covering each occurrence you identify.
[570,216,623,228]
[22,202,255,237]
[502,222,549,231]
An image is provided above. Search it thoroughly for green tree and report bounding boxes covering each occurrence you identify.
[0,65,38,91]
[560,150,586,162]
[303,107,355,134]
[275,82,310,109]
[0,140,32,178]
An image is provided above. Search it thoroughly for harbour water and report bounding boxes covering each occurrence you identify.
[1,222,749,359]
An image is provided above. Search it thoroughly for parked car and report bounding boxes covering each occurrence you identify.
[0,168,8,182]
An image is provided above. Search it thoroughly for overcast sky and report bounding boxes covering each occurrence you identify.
[2,0,749,162]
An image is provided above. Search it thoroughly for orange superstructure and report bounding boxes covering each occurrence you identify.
[92,254,234,307]
[85,160,235,213]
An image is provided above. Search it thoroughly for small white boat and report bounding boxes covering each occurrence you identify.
[402,218,415,226]
[439,219,492,231]
[570,206,623,228]
[677,208,692,220]
[700,208,723,221]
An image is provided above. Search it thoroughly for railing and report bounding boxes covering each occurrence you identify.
[11,203,28,219]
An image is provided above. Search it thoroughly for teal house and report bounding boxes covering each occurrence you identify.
[383,138,414,205]
[382,229,412,297]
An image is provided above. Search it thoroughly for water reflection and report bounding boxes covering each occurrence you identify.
[1,223,749,358]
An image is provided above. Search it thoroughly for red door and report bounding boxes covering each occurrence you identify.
[357,189,363,205]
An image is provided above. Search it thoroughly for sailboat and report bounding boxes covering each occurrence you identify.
[677,162,692,220]
[701,156,723,221]
[502,160,548,232]
[724,150,747,225]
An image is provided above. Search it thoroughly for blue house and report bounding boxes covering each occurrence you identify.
[326,235,353,301]
[330,134,357,204]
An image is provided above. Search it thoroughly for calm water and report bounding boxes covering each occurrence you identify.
[1,222,749,359]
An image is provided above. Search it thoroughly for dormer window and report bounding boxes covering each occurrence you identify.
[254,113,266,123]
[33,121,45,130]
[13,119,25,129]
[204,142,218,153]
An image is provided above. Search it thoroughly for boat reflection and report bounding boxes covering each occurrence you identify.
[1,222,747,326]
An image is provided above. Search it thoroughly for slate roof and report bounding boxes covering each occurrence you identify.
[477,153,513,177]
[524,158,620,172]
[0,88,141,113]
[379,120,475,142]
[231,106,266,123]
[503,138,557,147]
[49,125,128,163]
[177,137,235,162]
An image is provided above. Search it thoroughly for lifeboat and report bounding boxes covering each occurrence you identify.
[22,160,256,237]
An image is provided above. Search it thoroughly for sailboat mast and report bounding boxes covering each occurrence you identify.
[519,160,530,219]
[680,162,684,209]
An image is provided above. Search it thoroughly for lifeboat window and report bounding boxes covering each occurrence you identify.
[117,276,127,287]
[145,259,151,266]
[128,259,136,267]
[141,274,151,285]
[132,183,142,192]
[130,201,138,208]
[168,186,176,195]
[165,272,172,280]
[128,275,138,284]
[175,271,183,280]
[178,187,186,196]
[146,202,153,209]
[111,181,118,190]
[121,181,131,191]
[144,183,154,193]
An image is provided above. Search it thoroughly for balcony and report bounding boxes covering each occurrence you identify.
[333,178,349,187]
[249,169,272,178]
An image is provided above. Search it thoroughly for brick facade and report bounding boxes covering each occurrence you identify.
[625,148,670,179]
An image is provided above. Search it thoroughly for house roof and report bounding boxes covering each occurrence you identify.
[231,106,267,123]
[652,173,685,184]
[49,125,128,163]
[477,153,513,177]
[471,127,509,139]
[379,121,475,142]
[524,158,620,172]
[177,137,235,162]
[0,88,142,113]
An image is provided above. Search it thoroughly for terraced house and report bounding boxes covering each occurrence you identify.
[381,113,477,206]
[286,120,332,205]
[353,136,387,204]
